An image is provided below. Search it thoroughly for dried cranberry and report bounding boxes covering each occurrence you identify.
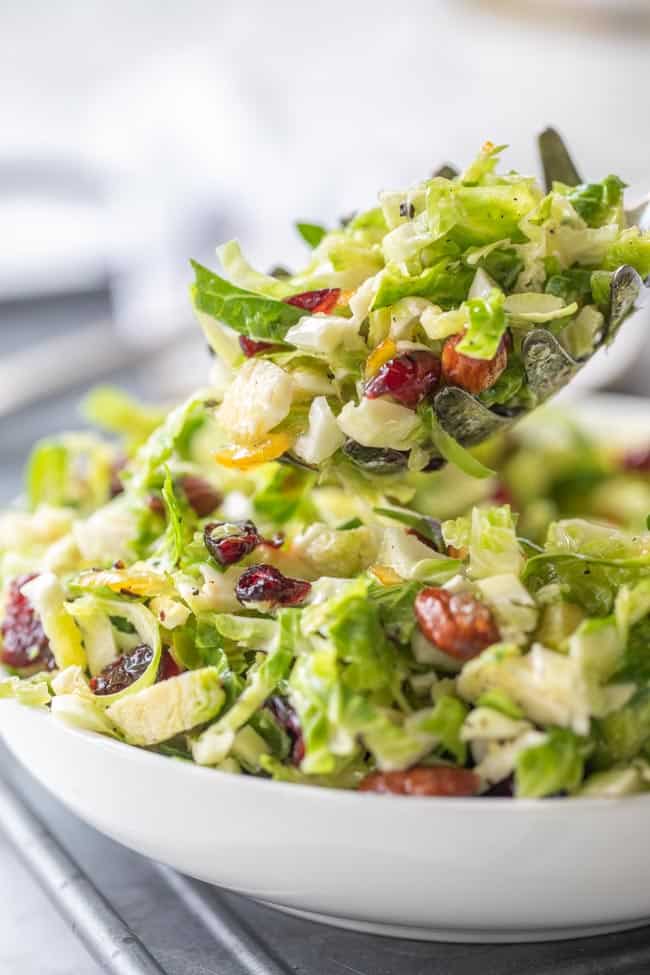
[239,336,281,357]
[90,644,154,695]
[267,694,305,766]
[158,650,182,681]
[204,520,262,567]
[179,475,222,517]
[359,766,480,797]
[0,575,54,672]
[236,564,311,608]
[441,332,508,394]
[415,587,500,661]
[364,351,441,408]
[622,448,650,473]
[284,288,340,314]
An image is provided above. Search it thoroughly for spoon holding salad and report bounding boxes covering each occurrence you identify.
[192,130,650,484]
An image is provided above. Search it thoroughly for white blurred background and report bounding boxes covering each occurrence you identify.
[0,0,649,492]
[3,1,650,298]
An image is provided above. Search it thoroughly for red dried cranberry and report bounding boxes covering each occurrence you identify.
[0,575,54,672]
[204,520,262,567]
[236,564,311,608]
[239,336,281,357]
[442,332,508,394]
[622,448,650,473]
[267,694,305,766]
[158,650,182,681]
[415,587,500,661]
[90,644,154,695]
[179,475,222,517]
[364,351,441,408]
[284,288,340,314]
[358,766,480,797]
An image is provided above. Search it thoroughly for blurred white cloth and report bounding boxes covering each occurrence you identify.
[1,0,649,371]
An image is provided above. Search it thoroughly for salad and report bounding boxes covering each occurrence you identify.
[192,141,649,483]
[4,382,650,798]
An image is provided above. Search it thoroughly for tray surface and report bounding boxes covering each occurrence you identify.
[3,741,650,975]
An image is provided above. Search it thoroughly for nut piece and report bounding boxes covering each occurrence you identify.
[179,475,222,517]
[441,332,508,394]
[359,766,480,797]
[415,587,500,661]
[284,288,341,314]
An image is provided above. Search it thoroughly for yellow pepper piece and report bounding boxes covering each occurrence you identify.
[368,564,404,587]
[215,432,293,471]
[364,338,397,379]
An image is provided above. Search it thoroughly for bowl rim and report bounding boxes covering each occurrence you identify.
[4,699,650,812]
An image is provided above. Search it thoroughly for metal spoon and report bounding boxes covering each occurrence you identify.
[538,126,650,230]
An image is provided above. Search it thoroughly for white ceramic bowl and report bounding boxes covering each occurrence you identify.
[3,393,650,943]
[2,700,650,943]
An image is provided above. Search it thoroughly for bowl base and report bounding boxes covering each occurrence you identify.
[259,901,650,943]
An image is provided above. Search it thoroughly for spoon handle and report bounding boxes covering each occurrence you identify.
[538,127,582,190]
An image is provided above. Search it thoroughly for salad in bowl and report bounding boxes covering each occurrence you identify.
[3,380,650,800]
[3,136,650,803]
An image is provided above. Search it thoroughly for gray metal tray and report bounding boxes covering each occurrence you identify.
[3,742,650,975]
